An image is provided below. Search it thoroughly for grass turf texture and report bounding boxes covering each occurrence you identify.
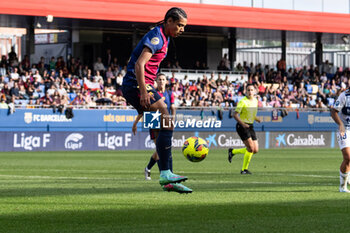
[0,148,348,233]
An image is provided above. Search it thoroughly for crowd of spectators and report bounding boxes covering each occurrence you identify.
[0,49,348,112]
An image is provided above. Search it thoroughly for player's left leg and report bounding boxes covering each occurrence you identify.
[149,100,189,187]
[241,138,256,174]
[339,147,350,193]
[241,127,258,174]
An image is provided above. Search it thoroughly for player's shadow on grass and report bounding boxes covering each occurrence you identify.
[0,198,350,233]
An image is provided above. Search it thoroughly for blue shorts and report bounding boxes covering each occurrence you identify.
[122,83,162,114]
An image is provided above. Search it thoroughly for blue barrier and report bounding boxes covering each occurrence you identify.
[0,108,337,132]
[0,131,334,151]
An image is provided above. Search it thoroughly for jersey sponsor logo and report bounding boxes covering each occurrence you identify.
[151,37,160,45]
[334,100,340,107]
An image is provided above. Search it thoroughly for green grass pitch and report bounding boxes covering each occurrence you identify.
[0,148,349,233]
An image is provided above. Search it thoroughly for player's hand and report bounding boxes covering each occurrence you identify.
[339,124,346,137]
[242,123,250,129]
[255,117,262,123]
[132,124,137,135]
[140,92,155,109]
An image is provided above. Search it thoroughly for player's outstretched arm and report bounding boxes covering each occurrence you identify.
[255,116,262,123]
[331,108,345,136]
[132,114,143,135]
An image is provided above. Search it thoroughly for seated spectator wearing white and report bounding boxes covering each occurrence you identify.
[60,95,70,106]
[57,84,67,96]
[309,95,316,107]
[94,70,104,84]
[10,67,19,81]
[93,57,105,73]
[0,97,8,109]
[33,70,42,83]
[120,65,127,77]
[18,85,29,100]
[116,73,123,87]
[320,72,327,83]
[181,75,189,86]
[47,84,57,96]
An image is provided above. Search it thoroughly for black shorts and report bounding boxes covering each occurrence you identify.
[122,83,162,114]
[149,129,158,140]
[236,123,257,141]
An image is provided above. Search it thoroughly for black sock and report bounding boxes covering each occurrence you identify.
[147,157,157,170]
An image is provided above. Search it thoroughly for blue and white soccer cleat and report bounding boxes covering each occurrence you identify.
[159,172,188,185]
[162,183,192,194]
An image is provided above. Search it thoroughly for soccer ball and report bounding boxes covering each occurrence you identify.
[182,136,209,162]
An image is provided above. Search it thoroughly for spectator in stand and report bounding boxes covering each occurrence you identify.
[49,57,56,70]
[104,49,112,67]
[323,60,332,75]
[221,53,230,70]
[21,55,30,71]
[71,92,86,105]
[10,82,20,100]
[0,97,8,109]
[111,57,120,71]
[8,47,17,64]
[277,59,286,75]
[94,70,104,84]
[10,67,19,81]
[94,57,105,73]
[56,56,65,70]
[172,60,182,69]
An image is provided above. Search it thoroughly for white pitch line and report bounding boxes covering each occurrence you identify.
[0,175,336,186]
[0,169,115,173]
[260,173,337,179]
[179,171,338,179]
[0,174,136,181]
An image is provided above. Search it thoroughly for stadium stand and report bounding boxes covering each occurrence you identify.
[0,51,347,110]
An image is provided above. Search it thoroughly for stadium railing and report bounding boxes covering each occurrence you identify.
[160,69,248,83]
[12,104,330,112]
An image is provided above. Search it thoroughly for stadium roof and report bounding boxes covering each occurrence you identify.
[0,0,349,43]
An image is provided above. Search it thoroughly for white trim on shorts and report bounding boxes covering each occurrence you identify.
[337,129,350,150]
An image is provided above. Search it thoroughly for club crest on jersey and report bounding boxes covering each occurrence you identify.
[151,37,160,45]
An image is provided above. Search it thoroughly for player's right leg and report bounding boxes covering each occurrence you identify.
[339,147,350,193]
[228,123,249,162]
[144,131,159,180]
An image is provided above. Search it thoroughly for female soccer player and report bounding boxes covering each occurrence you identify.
[331,89,350,193]
[132,73,176,180]
[228,84,261,174]
[122,8,191,193]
